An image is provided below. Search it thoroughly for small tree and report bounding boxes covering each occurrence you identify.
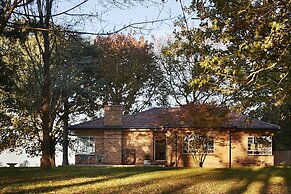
[183,133,213,167]
[165,103,229,167]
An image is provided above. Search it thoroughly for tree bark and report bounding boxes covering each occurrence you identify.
[40,32,53,168]
[40,0,55,169]
[62,96,69,165]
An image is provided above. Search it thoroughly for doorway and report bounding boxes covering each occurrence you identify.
[154,137,166,161]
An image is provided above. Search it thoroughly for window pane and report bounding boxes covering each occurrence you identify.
[247,136,272,155]
[183,134,214,154]
[76,136,95,154]
[206,138,214,153]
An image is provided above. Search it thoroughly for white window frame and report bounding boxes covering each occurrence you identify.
[247,136,272,156]
[76,136,96,155]
[182,134,214,154]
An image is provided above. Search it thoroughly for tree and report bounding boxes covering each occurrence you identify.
[159,35,232,106]
[248,100,291,150]
[185,0,290,107]
[183,133,212,167]
[0,28,99,166]
[53,35,100,165]
[93,33,165,113]
[166,1,290,146]
[0,1,33,108]
[0,0,177,168]
[157,0,236,107]
[164,103,229,167]
[0,0,33,34]
[183,0,290,149]
[0,35,27,152]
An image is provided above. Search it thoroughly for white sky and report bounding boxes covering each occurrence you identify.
[54,0,195,40]
[0,0,193,167]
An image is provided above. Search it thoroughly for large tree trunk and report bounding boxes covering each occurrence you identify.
[40,101,53,169]
[40,37,53,168]
[40,0,55,169]
[62,96,69,165]
[40,48,54,168]
[50,136,56,166]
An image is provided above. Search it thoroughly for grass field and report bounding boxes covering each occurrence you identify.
[0,166,290,193]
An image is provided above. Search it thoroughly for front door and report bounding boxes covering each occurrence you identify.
[154,136,166,161]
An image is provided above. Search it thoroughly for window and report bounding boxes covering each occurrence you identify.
[76,136,96,154]
[247,136,272,155]
[183,134,214,154]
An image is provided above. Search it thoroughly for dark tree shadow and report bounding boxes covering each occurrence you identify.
[0,166,175,193]
[1,166,291,194]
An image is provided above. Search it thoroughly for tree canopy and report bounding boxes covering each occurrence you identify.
[0,31,98,160]
[0,0,173,168]
[165,0,290,148]
[166,0,290,112]
[188,0,290,107]
[93,33,165,113]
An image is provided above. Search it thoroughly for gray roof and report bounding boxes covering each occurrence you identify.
[68,107,280,130]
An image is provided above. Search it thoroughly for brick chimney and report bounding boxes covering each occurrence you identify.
[104,105,123,126]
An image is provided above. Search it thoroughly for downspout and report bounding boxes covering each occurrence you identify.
[121,130,124,165]
[229,129,232,168]
[175,131,178,167]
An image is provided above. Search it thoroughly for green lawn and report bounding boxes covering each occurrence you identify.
[0,166,290,194]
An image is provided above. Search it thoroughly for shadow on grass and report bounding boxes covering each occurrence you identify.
[1,166,291,193]
[0,166,175,194]
[101,167,291,194]
[184,167,291,194]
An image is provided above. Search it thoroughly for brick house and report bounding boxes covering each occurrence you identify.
[68,105,280,167]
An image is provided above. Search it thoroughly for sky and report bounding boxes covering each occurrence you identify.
[55,0,195,40]
[0,0,193,167]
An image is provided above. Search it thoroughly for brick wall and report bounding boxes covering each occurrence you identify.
[173,130,229,167]
[104,105,123,126]
[231,131,274,167]
[104,130,122,164]
[95,132,104,155]
[75,129,123,165]
[122,131,153,164]
[74,128,275,167]
[166,130,177,166]
[74,130,104,165]
[174,130,275,167]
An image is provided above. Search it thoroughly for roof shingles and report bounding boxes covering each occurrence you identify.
[68,107,280,130]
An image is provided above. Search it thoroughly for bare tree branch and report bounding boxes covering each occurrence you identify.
[52,0,89,17]
[6,16,177,35]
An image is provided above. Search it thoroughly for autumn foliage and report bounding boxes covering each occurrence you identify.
[94,34,162,112]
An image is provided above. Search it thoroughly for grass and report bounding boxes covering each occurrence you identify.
[0,166,290,194]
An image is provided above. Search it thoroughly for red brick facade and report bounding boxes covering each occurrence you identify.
[74,128,275,167]
[72,105,278,167]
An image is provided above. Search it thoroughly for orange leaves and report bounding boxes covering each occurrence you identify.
[92,33,160,111]
[94,33,151,54]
